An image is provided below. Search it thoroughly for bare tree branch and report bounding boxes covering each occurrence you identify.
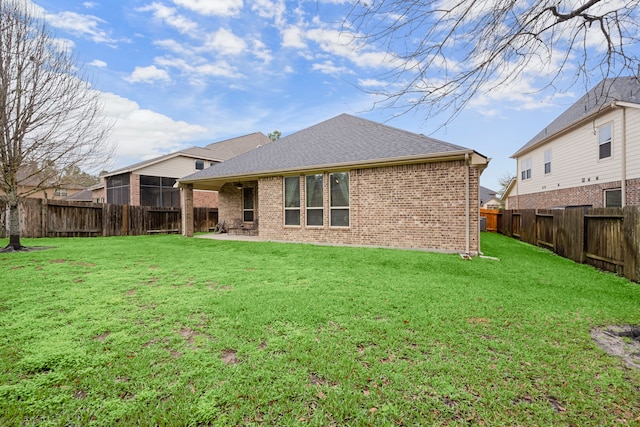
[345,0,640,125]
[0,0,114,250]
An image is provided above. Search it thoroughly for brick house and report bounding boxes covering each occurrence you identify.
[179,114,489,254]
[507,76,640,209]
[100,133,270,208]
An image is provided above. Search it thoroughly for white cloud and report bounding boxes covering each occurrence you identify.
[45,11,116,44]
[88,59,107,67]
[138,3,198,35]
[252,39,273,63]
[312,60,354,76]
[126,65,171,84]
[82,2,98,8]
[100,92,209,166]
[172,0,244,17]
[252,0,286,26]
[281,26,307,48]
[155,56,241,79]
[204,28,247,55]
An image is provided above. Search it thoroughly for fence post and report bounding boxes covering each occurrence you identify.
[623,206,640,282]
[122,204,129,236]
[41,198,48,238]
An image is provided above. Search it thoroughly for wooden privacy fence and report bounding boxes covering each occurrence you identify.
[0,198,217,238]
[480,209,500,232]
[498,207,640,282]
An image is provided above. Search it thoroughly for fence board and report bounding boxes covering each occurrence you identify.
[499,206,640,282]
[480,209,500,232]
[0,198,217,238]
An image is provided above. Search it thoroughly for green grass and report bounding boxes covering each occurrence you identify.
[0,233,639,426]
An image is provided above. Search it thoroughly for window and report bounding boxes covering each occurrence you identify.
[54,188,67,197]
[330,172,349,227]
[243,187,255,222]
[604,188,622,208]
[544,150,551,174]
[106,173,130,205]
[598,123,612,159]
[195,159,205,170]
[284,176,301,226]
[521,158,532,180]
[306,174,324,226]
[140,175,179,207]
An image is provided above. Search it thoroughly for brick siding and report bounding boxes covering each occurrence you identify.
[130,174,140,205]
[218,160,481,253]
[193,190,218,208]
[507,178,640,208]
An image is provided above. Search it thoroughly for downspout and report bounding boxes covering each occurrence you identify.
[620,103,627,207]
[465,153,470,255]
[611,101,628,206]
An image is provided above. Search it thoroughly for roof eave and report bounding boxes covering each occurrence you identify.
[102,152,224,178]
[510,102,621,159]
[179,149,487,191]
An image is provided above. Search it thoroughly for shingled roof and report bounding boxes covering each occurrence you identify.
[103,132,270,177]
[180,114,485,189]
[512,76,640,157]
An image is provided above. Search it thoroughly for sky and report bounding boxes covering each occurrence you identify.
[24,0,616,192]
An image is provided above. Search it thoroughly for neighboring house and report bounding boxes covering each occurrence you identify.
[508,76,640,209]
[0,166,85,201]
[179,114,489,254]
[101,133,270,208]
[480,186,501,209]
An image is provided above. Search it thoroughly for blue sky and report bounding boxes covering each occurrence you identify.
[27,0,605,192]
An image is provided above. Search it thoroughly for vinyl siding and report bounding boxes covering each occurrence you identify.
[137,156,218,178]
[515,109,629,196]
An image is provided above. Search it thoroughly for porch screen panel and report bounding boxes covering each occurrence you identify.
[330,172,349,227]
[106,173,130,205]
[284,176,301,226]
[306,174,323,226]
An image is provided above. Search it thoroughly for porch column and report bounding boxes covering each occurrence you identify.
[181,184,194,237]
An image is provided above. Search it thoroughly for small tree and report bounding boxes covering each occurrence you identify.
[347,0,640,123]
[268,130,282,141]
[497,172,516,198]
[0,0,113,250]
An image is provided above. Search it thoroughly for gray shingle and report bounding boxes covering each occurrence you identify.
[513,76,640,157]
[182,114,472,181]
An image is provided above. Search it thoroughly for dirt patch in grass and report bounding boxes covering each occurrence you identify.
[591,325,640,370]
[221,349,239,364]
[93,332,111,342]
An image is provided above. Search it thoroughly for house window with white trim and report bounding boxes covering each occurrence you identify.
[195,159,205,170]
[330,172,349,227]
[521,158,532,180]
[598,123,612,159]
[243,187,255,222]
[54,188,67,197]
[306,174,324,226]
[284,176,301,226]
[604,188,622,208]
[544,149,551,174]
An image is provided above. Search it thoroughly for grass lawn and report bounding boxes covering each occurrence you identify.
[0,233,639,426]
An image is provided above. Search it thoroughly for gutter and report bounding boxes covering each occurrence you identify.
[179,149,485,188]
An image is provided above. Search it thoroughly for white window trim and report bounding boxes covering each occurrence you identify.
[544,149,551,175]
[604,188,622,208]
[305,174,324,227]
[283,176,301,227]
[598,122,613,161]
[521,158,532,181]
[329,172,350,228]
[242,187,255,223]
